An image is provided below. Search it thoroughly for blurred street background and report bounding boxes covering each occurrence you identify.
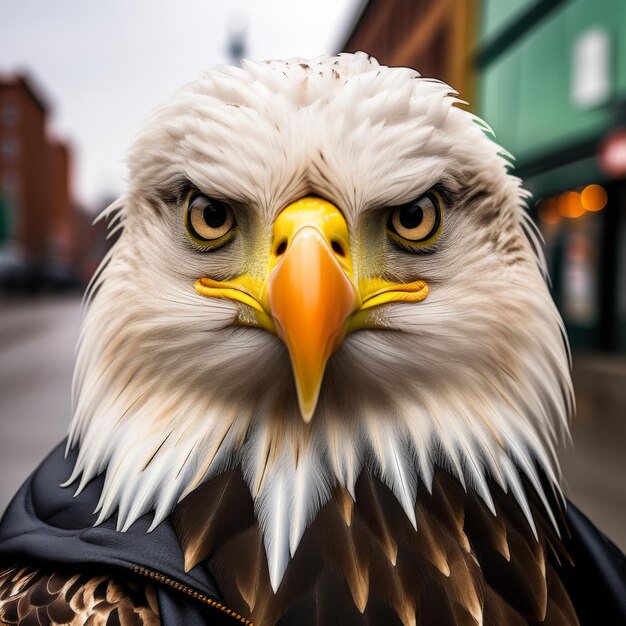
[1,0,625,550]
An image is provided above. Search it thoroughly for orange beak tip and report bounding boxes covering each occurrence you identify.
[269,226,356,423]
[299,397,318,424]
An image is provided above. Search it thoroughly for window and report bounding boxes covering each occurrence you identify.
[1,170,19,196]
[1,103,19,127]
[1,137,20,161]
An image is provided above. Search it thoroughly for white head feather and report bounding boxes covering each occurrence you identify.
[67,53,573,591]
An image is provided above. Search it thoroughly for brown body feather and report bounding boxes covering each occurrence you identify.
[0,467,579,626]
[0,565,160,626]
[173,468,579,626]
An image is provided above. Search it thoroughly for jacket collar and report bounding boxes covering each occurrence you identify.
[0,440,223,604]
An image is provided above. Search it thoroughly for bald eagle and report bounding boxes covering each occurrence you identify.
[0,53,624,626]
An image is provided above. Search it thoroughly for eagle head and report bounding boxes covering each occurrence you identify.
[68,53,572,594]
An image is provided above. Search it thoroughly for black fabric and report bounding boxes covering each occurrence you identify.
[0,441,232,624]
[562,502,626,624]
[0,440,625,625]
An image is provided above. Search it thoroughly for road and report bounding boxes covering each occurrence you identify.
[0,296,80,507]
[0,295,624,551]
[559,353,626,550]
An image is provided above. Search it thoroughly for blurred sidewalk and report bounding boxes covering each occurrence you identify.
[559,352,626,551]
[0,296,624,551]
[0,295,80,508]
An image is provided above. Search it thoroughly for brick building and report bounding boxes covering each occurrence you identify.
[0,73,76,285]
[48,139,74,266]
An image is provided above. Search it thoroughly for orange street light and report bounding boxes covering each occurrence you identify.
[558,191,585,218]
[580,184,608,212]
[538,198,560,224]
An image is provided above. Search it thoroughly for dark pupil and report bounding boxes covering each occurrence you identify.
[203,202,226,228]
[399,203,424,229]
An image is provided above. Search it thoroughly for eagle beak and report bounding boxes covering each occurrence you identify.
[266,197,357,422]
[194,196,429,422]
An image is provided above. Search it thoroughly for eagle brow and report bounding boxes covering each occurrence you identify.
[156,177,195,206]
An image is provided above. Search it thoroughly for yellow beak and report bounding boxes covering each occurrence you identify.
[267,201,357,421]
[194,196,428,422]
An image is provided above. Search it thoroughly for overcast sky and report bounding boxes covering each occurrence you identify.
[0,0,363,211]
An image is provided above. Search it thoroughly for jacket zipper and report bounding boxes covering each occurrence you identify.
[133,565,254,625]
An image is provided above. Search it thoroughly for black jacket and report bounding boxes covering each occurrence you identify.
[0,442,238,624]
[0,441,624,625]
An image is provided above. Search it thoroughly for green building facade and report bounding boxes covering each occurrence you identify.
[477,0,626,352]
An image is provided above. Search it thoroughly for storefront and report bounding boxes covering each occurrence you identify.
[478,0,626,353]
[531,177,625,351]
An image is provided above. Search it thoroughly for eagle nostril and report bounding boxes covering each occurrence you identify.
[331,240,345,257]
[275,239,288,256]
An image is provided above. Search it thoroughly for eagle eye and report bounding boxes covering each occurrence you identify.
[386,191,442,247]
[185,193,236,247]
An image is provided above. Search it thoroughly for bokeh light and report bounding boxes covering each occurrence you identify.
[558,191,585,218]
[580,184,608,212]
[538,198,560,224]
